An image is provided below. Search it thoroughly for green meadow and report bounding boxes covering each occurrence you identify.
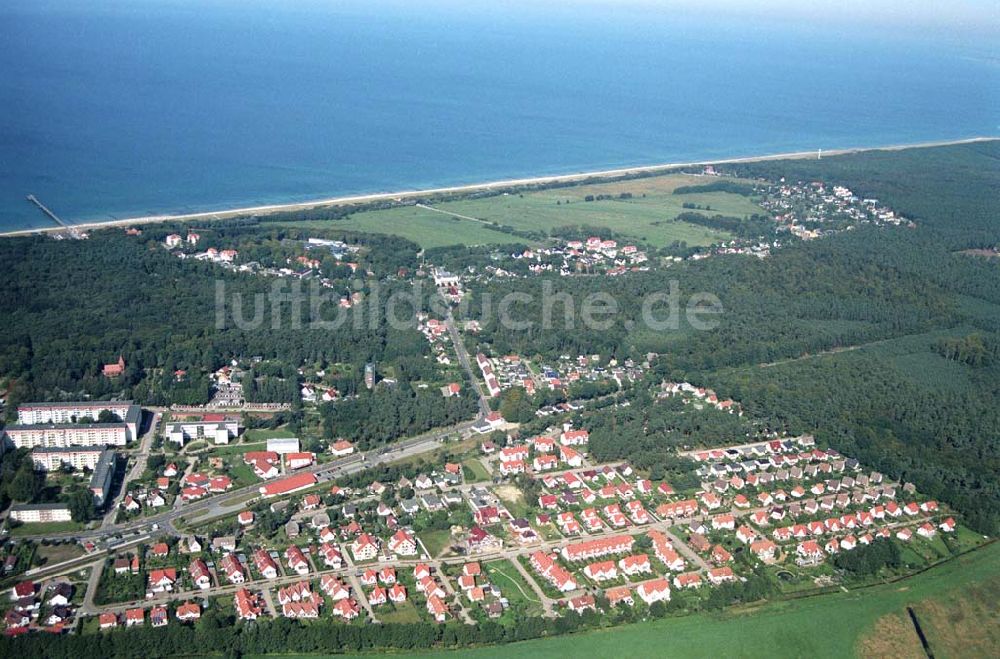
[268,173,762,249]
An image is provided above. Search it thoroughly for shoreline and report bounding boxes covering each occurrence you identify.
[3,136,996,238]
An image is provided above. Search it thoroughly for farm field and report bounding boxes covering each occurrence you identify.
[330,541,1000,659]
[270,205,523,249]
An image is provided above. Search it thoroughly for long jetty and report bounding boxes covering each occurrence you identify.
[26,194,69,228]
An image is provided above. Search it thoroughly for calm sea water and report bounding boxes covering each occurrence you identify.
[1,1,997,231]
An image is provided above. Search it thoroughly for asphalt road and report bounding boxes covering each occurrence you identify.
[13,418,480,546]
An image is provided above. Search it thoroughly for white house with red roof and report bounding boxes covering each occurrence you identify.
[560,445,584,468]
[234,589,264,620]
[285,546,310,575]
[320,575,350,601]
[331,440,355,457]
[796,540,824,561]
[533,454,558,472]
[583,560,618,582]
[286,452,315,470]
[125,607,145,626]
[319,542,342,568]
[618,553,652,576]
[560,429,589,446]
[388,530,418,556]
[351,533,380,561]
[751,539,778,561]
[220,554,245,584]
[253,549,279,579]
[636,578,671,605]
[148,568,177,593]
[189,559,211,590]
[708,566,735,585]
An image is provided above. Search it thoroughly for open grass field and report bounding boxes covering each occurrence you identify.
[271,205,523,249]
[198,440,268,456]
[419,529,454,558]
[9,520,84,536]
[428,174,761,247]
[907,572,1000,658]
[328,541,998,659]
[33,542,85,565]
[266,173,761,249]
[462,458,492,483]
[484,559,544,617]
[243,428,295,442]
[377,600,423,624]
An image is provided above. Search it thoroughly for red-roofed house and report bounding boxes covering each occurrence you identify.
[708,566,736,585]
[176,602,201,622]
[253,549,279,579]
[260,473,317,497]
[389,530,418,556]
[637,578,671,604]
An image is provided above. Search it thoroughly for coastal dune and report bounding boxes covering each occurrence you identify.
[3,137,995,238]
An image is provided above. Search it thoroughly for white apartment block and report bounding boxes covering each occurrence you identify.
[9,503,72,524]
[7,401,141,449]
[165,417,239,447]
[6,423,129,449]
[31,446,106,471]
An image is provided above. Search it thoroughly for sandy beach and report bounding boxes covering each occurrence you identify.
[2,136,995,238]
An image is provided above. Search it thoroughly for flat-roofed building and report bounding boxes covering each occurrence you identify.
[89,449,117,506]
[267,437,300,454]
[17,401,140,433]
[165,415,239,447]
[10,503,72,524]
[5,423,129,449]
[8,401,141,448]
[31,446,106,472]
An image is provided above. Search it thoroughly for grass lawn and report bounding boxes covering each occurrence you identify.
[377,600,422,624]
[419,529,454,558]
[462,458,492,483]
[327,540,999,659]
[201,440,268,456]
[33,542,85,565]
[271,206,525,249]
[243,428,295,442]
[484,559,543,617]
[226,459,261,487]
[10,520,84,536]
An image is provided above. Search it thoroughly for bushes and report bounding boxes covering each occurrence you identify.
[833,539,902,576]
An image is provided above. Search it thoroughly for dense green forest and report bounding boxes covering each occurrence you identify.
[0,224,433,418]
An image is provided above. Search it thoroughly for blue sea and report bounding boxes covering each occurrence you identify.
[1,0,997,231]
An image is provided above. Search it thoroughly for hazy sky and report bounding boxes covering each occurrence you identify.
[355,0,1000,41]
[17,0,1000,45]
